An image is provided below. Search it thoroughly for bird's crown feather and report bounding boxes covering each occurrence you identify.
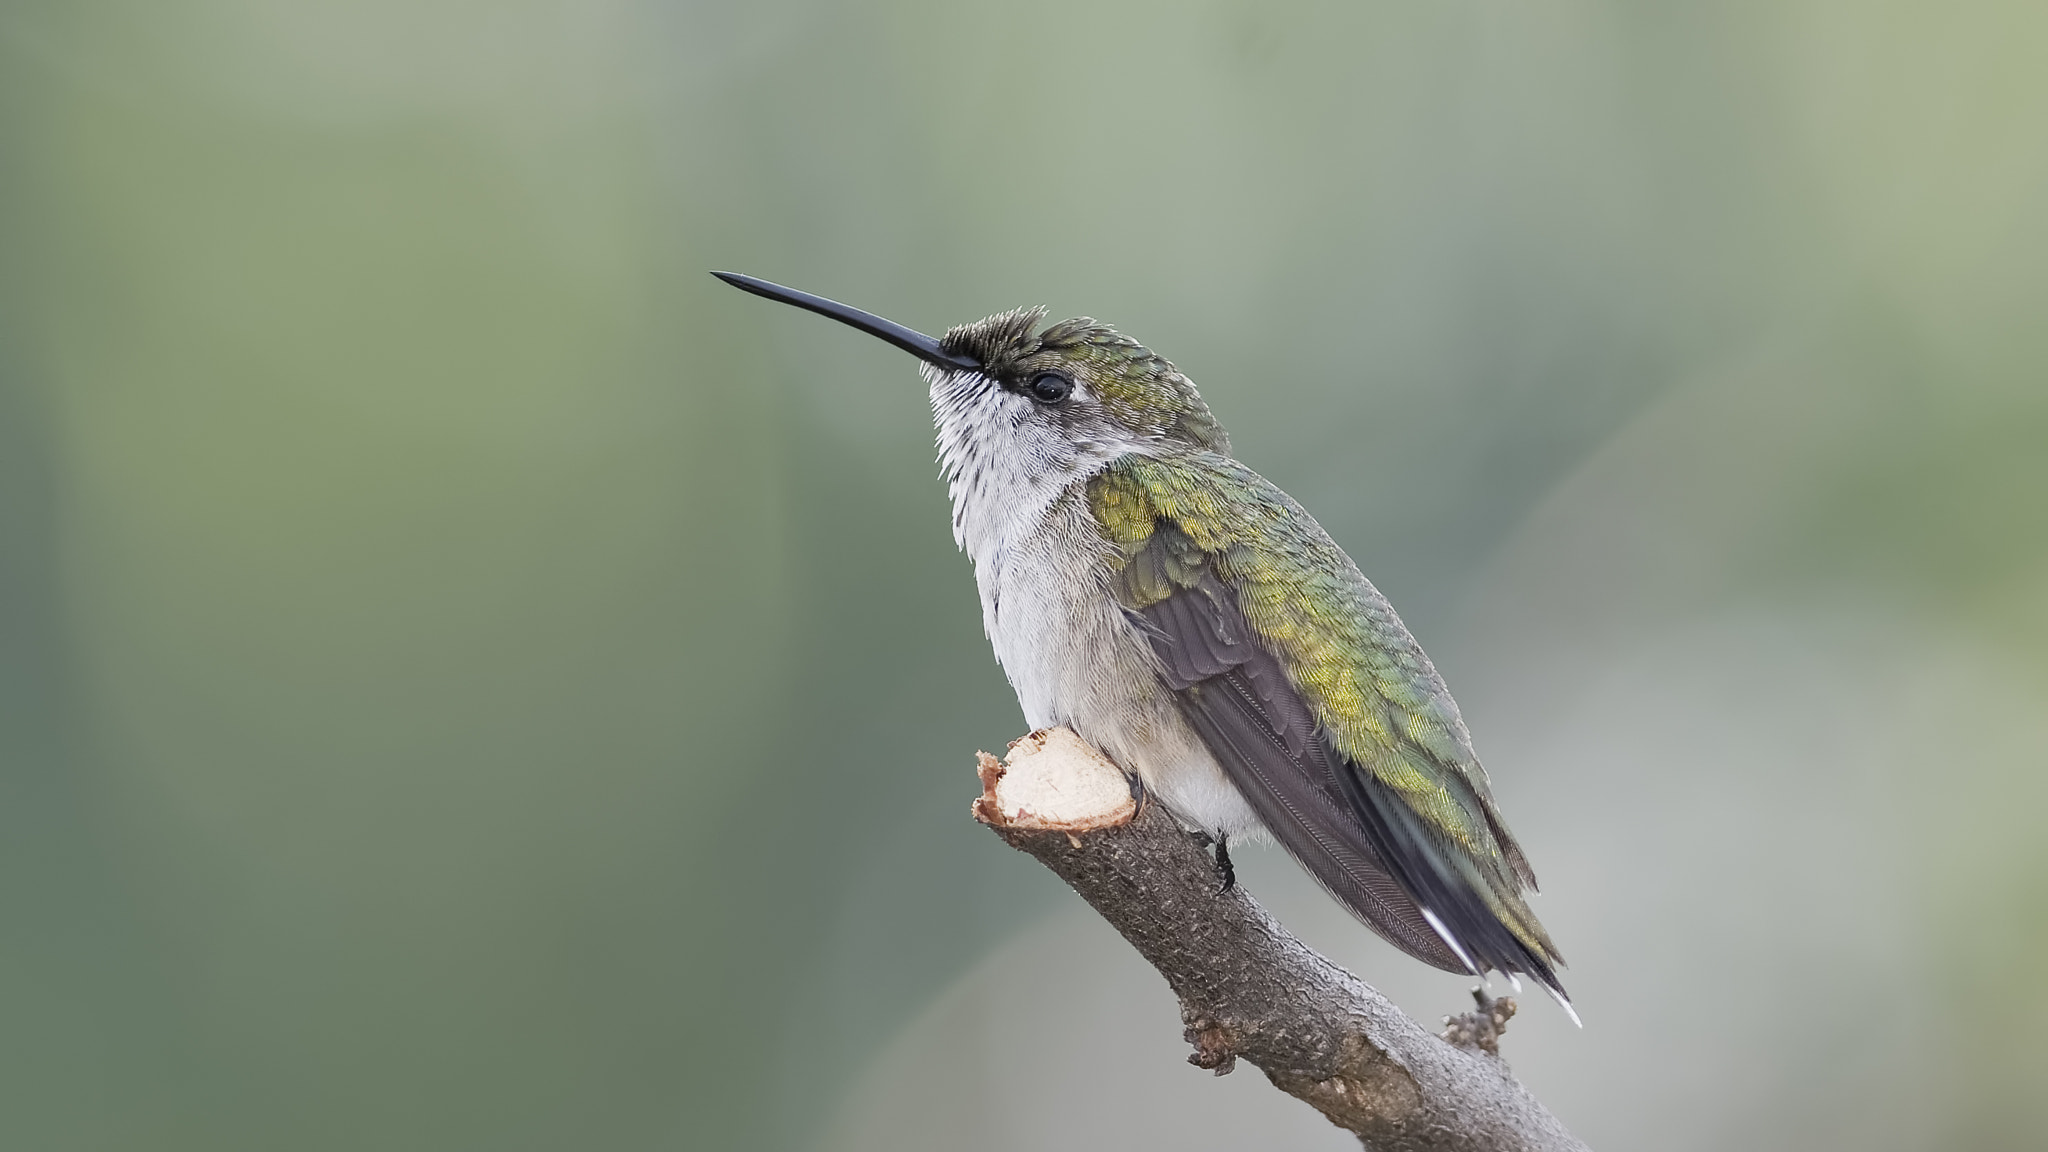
[939,309,1229,453]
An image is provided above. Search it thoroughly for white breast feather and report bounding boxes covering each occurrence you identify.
[925,366,1260,836]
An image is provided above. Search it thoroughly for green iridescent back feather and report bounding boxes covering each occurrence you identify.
[1088,452,1560,963]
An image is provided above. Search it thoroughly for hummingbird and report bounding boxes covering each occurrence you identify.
[715,272,1573,1019]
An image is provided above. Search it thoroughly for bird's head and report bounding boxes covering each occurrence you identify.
[926,304,1228,463]
[713,273,1228,485]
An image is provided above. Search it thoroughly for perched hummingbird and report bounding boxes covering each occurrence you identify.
[715,272,1573,1019]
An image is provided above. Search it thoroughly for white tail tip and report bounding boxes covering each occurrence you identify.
[1419,907,1480,976]
[1542,982,1583,1028]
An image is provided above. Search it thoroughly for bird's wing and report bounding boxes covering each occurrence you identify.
[1088,454,1567,997]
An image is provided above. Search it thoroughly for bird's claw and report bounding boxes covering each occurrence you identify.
[1189,831,1235,892]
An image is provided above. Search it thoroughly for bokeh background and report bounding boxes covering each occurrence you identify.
[4,2,2046,1149]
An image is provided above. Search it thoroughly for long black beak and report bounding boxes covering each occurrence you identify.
[712,272,982,372]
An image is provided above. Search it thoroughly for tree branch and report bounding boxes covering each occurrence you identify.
[972,727,1586,1152]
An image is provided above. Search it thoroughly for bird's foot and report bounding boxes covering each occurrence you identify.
[1187,831,1235,892]
[1124,771,1148,815]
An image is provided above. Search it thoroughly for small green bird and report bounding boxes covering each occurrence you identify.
[716,272,1573,1019]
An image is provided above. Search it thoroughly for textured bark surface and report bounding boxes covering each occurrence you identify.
[973,728,1587,1152]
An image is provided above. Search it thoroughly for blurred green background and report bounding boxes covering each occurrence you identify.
[4,1,2045,1149]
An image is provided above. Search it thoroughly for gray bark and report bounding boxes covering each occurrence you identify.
[972,728,1587,1152]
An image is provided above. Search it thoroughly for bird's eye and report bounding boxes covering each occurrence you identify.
[1025,371,1074,405]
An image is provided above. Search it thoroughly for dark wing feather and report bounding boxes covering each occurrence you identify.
[1137,573,1564,993]
[1132,575,1461,972]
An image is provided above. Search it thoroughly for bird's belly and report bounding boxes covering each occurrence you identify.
[978,540,1262,838]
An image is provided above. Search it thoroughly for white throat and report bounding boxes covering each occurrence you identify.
[926,365,1105,565]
